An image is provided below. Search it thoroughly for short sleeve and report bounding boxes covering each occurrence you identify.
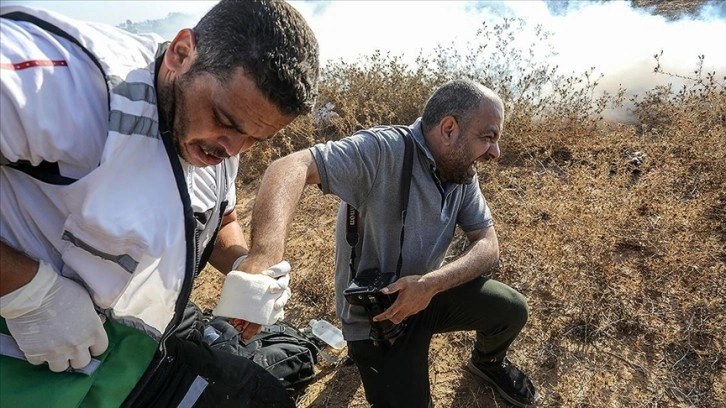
[309,131,383,208]
[456,174,494,232]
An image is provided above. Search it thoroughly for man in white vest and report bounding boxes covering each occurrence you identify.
[0,1,319,406]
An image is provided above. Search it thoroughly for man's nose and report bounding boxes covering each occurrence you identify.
[222,135,256,156]
[487,143,500,160]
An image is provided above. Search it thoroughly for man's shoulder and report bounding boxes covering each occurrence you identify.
[350,125,409,152]
[309,124,411,175]
[359,124,410,138]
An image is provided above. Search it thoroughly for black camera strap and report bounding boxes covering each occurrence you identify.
[346,127,415,278]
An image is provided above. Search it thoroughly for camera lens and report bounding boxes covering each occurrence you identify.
[370,319,406,347]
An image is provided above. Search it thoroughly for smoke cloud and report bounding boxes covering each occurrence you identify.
[9,0,723,121]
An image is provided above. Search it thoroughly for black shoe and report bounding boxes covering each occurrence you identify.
[467,358,541,407]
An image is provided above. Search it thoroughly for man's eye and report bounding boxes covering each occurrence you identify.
[213,112,224,126]
[213,111,232,128]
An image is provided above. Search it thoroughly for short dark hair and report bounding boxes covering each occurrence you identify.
[188,0,319,116]
[421,79,491,133]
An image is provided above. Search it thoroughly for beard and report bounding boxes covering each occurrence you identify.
[170,79,191,161]
[157,76,190,157]
[436,138,476,184]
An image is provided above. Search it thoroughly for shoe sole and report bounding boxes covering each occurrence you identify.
[466,360,540,408]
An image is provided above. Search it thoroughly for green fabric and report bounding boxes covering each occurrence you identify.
[0,316,158,408]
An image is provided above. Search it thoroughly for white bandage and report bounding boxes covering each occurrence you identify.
[213,261,292,325]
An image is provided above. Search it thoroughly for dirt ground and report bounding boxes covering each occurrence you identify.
[190,181,512,408]
[189,6,725,405]
[192,145,725,408]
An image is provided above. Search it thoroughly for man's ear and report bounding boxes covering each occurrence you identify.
[164,28,196,72]
[439,116,459,145]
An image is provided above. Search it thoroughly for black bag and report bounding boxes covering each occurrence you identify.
[204,317,324,390]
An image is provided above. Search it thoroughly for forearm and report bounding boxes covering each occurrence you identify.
[242,150,317,273]
[420,228,499,295]
[0,241,39,296]
[208,212,249,274]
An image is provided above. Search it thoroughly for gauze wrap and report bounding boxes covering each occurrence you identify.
[213,261,291,325]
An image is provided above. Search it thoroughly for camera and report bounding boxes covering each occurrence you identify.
[343,269,406,347]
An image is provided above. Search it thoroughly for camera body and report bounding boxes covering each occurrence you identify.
[343,269,397,311]
[343,269,406,347]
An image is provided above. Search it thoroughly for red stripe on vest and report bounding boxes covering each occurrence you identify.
[0,59,68,70]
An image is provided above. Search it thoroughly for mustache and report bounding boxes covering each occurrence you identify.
[200,143,230,159]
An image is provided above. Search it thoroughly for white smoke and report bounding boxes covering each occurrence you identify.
[10,0,724,122]
[3,0,214,28]
[502,1,725,121]
[287,1,725,121]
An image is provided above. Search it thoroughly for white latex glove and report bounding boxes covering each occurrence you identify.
[213,261,292,325]
[0,261,108,372]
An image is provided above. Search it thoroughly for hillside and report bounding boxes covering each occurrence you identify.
[190,6,724,408]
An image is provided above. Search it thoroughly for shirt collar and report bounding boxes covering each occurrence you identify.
[408,118,437,166]
[408,118,460,197]
[409,118,458,197]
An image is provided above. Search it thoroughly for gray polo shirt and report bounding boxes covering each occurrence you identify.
[310,118,494,341]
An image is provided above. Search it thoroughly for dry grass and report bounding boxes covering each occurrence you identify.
[630,0,712,20]
[193,12,725,408]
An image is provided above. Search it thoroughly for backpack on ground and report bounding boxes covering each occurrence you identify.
[203,316,329,390]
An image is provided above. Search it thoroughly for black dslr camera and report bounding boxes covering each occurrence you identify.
[343,269,406,347]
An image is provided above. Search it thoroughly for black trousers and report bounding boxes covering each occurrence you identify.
[126,305,295,408]
[347,277,529,408]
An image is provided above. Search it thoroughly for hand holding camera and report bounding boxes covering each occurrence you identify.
[371,274,436,324]
[343,269,406,347]
[344,270,439,348]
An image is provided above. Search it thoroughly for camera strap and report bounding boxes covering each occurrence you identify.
[346,126,415,278]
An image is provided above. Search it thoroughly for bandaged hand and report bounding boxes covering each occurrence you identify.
[0,261,108,372]
[213,261,292,326]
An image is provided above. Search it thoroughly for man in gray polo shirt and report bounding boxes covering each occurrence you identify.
[240,79,539,407]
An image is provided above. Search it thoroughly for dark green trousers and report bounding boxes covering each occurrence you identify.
[348,276,529,408]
